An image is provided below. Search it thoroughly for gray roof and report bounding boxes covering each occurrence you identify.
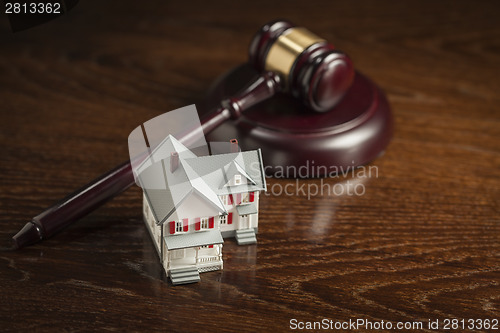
[137,158,194,225]
[164,229,224,250]
[220,161,257,188]
[184,150,267,196]
[134,133,197,178]
[236,203,258,216]
[138,135,266,225]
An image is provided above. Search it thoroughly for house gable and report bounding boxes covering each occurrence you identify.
[181,158,225,213]
[220,160,257,188]
[166,190,223,227]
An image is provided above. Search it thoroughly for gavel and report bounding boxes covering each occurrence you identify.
[201,20,354,135]
[13,20,356,249]
[250,20,354,112]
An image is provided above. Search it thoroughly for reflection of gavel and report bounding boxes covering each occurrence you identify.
[13,20,357,249]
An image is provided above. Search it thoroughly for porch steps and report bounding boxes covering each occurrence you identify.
[169,267,200,285]
[236,228,257,245]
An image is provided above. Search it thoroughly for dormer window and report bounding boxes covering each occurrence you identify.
[234,174,242,186]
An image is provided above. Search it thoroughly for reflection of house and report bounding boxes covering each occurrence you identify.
[138,135,266,285]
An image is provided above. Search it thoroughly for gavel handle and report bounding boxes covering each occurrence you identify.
[200,71,282,133]
[13,72,282,249]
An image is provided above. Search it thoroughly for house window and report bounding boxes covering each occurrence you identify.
[201,217,209,229]
[175,221,183,233]
[234,174,241,185]
[221,195,233,205]
[242,193,249,203]
[220,214,227,224]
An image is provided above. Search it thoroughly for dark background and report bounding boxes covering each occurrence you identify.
[0,0,499,331]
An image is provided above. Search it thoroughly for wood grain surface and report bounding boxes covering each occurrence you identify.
[0,0,499,331]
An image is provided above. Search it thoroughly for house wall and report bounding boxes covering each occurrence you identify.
[143,190,223,239]
[219,191,260,234]
[144,191,261,239]
[143,194,162,257]
[168,190,223,223]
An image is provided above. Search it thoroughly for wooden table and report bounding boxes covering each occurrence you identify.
[1,1,498,331]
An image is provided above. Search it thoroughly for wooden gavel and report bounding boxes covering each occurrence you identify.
[13,20,356,248]
[201,19,355,137]
[250,20,354,112]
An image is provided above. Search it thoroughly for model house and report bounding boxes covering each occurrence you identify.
[136,135,266,285]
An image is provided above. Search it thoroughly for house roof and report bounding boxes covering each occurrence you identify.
[138,135,266,225]
[137,159,193,225]
[236,203,258,216]
[164,229,224,250]
[134,133,197,178]
[184,149,267,196]
[220,160,257,188]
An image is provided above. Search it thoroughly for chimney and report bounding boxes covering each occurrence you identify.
[230,139,239,153]
[170,152,179,172]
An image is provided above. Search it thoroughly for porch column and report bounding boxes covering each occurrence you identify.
[167,250,170,271]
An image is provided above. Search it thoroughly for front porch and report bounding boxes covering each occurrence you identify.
[162,230,224,283]
[166,245,223,273]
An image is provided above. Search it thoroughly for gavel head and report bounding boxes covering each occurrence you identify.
[249,20,354,112]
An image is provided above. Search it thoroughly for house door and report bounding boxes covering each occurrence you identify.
[239,214,249,229]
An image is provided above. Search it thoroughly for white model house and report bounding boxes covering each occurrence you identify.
[137,135,266,285]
